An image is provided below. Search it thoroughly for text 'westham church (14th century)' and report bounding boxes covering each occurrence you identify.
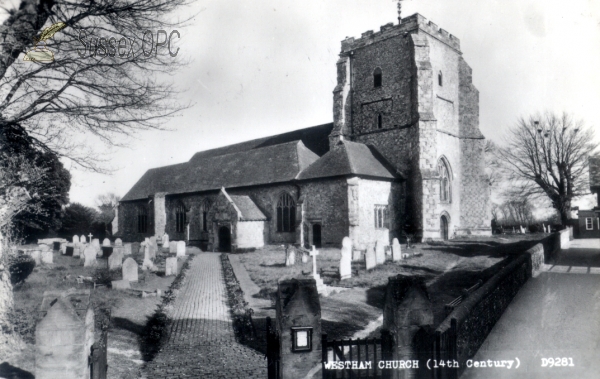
[116,13,492,251]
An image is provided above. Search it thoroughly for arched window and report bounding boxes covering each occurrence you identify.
[438,71,443,86]
[277,192,296,232]
[137,206,148,233]
[175,202,186,233]
[438,159,452,202]
[377,114,383,129]
[200,199,211,232]
[373,67,382,87]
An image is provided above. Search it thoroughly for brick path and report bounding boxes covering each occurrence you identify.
[141,253,267,378]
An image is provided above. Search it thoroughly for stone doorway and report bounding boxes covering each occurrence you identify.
[312,224,322,248]
[440,215,449,241]
[218,226,231,252]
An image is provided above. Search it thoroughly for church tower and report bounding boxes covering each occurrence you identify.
[330,13,491,239]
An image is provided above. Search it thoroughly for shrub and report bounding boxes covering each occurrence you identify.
[8,255,36,285]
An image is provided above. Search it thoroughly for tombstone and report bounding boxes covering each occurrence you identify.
[108,248,123,270]
[339,237,352,280]
[543,223,547,233]
[383,275,433,366]
[162,233,169,249]
[392,238,402,262]
[73,246,81,257]
[30,250,41,265]
[102,238,111,247]
[309,246,325,291]
[80,235,86,243]
[122,258,138,282]
[35,294,94,379]
[123,243,132,256]
[142,256,155,271]
[111,280,130,290]
[275,279,322,379]
[352,248,363,262]
[72,235,80,244]
[150,236,157,247]
[547,225,552,233]
[165,257,178,276]
[520,225,526,234]
[92,238,100,248]
[41,250,53,264]
[176,241,186,257]
[169,241,177,254]
[375,240,386,265]
[146,243,156,261]
[285,247,296,266]
[301,251,308,264]
[365,247,377,270]
[115,238,123,246]
[83,246,97,267]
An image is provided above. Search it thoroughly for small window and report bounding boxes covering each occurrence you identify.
[137,206,148,234]
[586,217,593,230]
[176,203,187,233]
[377,114,383,129]
[438,159,452,203]
[374,205,389,229]
[373,67,382,87]
[438,71,443,86]
[277,192,296,232]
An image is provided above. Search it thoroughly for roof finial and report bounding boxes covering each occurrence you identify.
[397,0,403,23]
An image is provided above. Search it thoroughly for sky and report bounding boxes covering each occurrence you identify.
[8,0,600,209]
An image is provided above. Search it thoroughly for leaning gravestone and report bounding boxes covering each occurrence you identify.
[392,238,402,262]
[339,237,352,280]
[83,246,97,267]
[375,240,386,265]
[169,241,177,254]
[115,238,123,246]
[165,257,178,276]
[41,250,53,264]
[176,241,186,257]
[108,248,123,270]
[122,258,138,282]
[285,247,296,266]
[365,247,377,270]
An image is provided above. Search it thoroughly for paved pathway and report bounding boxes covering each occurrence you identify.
[141,253,266,378]
[461,272,600,379]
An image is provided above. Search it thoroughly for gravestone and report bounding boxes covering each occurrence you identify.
[41,250,53,264]
[92,239,101,256]
[146,243,156,260]
[142,248,155,271]
[176,241,186,257]
[352,248,363,262]
[309,246,325,291]
[83,246,97,267]
[169,241,177,254]
[73,246,81,258]
[150,236,157,247]
[375,240,386,265]
[102,238,111,247]
[339,237,352,280]
[285,247,296,266]
[392,238,402,262]
[162,233,169,249]
[276,279,322,379]
[122,258,138,282]
[115,238,123,246]
[72,235,79,244]
[108,249,123,270]
[365,247,376,270]
[30,250,41,265]
[165,257,178,276]
[80,235,86,243]
[111,280,130,290]
[520,225,526,234]
[123,243,132,256]
[301,251,308,264]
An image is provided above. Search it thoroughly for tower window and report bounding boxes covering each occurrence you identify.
[373,67,382,87]
[438,158,452,203]
[377,114,383,129]
[277,192,296,232]
[438,71,443,86]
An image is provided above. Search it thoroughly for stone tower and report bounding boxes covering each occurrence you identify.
[330,13,491,240]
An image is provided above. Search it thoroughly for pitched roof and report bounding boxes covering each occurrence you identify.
[590,156,600,190]
[229,195,267,221]
[296,140,398,180]
[122,140,319,201]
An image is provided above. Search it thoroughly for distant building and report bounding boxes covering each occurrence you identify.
[575,156,600,238]
[116,13,491,251]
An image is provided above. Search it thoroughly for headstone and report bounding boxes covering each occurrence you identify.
[80,235,86,243]
[169,241,177,254]
[150,236,157,246]
[123,243,132,256]
[543,223,546,233]
[162,233,169,248]
[83,246,97,267]
[111,280,130,290]
[309,246,325,291]
[285,247,296,266]
[72,235,79,244]
[520,225,525,234]
[352,248,363,262]
[165,257,178,276]
[108,248,123,270]
[392,238,402,262]
[176,241,186,257]
[122,258,138,282]
[365,247,376,270]
[41,250,53,264]
[146,243,156,260]
[30,250,41,265]
[115,238,123,246]
[339,237,352,280]
[301,252,308,264]
[72,246,80,257]
[375,240,386,265]
[142,257,155,271]
[102,238,111,247]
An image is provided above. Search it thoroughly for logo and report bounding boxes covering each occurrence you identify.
[24,22,66,63]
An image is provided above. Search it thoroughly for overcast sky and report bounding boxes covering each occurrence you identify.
[16,0,600,208]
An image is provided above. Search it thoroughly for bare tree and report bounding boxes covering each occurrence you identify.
[497,112,598,226]
[0,0,194,172]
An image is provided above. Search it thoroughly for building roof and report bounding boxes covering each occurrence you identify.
[296,139,399,181]
[229,195,267,221]
[590,156,600,191]
[121,140,319,201]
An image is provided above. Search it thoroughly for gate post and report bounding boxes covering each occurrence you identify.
[266,317,280,379]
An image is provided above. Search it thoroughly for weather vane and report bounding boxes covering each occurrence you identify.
[24,22,66,63]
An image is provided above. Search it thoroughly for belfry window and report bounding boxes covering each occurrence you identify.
[373,67,382,87]
[438,159,452,202]
[277,192,296,232]
[377,114,383,129]
[137,206,148,233]
[176,202,186,233]
[438,71,443,86]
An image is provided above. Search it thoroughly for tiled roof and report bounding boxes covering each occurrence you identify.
[229,195,267,221]
[296,139,398,181]
[590,156,600,190]
[121,140,319,201]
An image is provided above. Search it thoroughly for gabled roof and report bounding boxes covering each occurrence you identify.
[229,195,267,221]
[122,140,319,201]
[296,140,398,181]
[590,156,600,190]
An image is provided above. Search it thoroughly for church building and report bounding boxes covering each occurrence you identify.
[116,13,491,251]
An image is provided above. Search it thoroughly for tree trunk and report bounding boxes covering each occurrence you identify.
[0,231,22,360]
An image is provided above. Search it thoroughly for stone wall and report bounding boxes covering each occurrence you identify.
[118,199,154,242]
[349,178,392,249]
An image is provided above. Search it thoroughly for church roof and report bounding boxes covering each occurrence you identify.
[590,156,600,191]
[296,140,398,181]
[121,140,320,201]
[229,195,267,221]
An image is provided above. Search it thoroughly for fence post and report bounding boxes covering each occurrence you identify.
[321,334,328,379]
[381,330,393,379]
[266,317,279,379]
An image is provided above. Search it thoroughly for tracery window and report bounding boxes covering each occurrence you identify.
[137,206,148,233]
[438,159,452,203]
[277,192,296,232]
[200,199,211,232]
[374,205,388,229]
[176,202,186,233]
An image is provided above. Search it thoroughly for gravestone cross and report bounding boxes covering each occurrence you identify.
[88,233,93,243]
[309,246,325,292]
